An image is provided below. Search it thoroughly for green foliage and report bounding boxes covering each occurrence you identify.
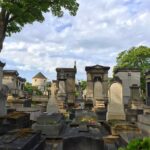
[119,137,150,150]
[114,46,150,92]
[24,82,43,96]
[0,0,79,50]
[80,80,87,91]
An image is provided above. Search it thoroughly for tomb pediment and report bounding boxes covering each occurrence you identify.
[85,65,110,71]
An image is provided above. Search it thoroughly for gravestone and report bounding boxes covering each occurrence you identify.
[94,81,103,100]
[47,82,59,114]
[107,82,125,120]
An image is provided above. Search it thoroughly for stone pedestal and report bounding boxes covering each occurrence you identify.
[107,82,125,121]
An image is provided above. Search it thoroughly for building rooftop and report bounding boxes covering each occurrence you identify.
[32,72,47,79]
[3,70,19,76]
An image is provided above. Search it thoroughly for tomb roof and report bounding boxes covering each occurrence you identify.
[114,68,140,74]
[85,64,110,71]
[18,76,26,82]
[3,70,19,76]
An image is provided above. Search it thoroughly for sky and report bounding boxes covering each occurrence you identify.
[0,0,150,82]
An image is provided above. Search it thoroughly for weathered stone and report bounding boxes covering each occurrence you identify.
[85,65,110,109]
[33,113,65,137]
[0,129,45,150]
[114,68,141,104]
[46,82,59,114]
[107,82,125,121]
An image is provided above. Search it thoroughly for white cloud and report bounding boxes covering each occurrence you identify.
[0,0,150,81]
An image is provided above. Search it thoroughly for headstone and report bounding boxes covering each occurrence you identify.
[94,81,103,100]
[46,82,59,114]
[107,82,126,120]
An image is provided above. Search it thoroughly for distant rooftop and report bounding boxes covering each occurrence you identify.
[32,72,47,79]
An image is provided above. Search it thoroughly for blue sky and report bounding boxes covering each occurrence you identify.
[0,0,150,82]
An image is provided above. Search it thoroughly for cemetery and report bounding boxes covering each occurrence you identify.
[0,60,150,150]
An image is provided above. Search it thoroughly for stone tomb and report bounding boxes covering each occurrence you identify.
[33,113,65,137]
[114,68,141,105]
[107,80,125,121]
[0,129,45,150]
[85,65,110,109]
[0,61,6,116]
[56,63,76,104]
[46,82,59,114]
[145,70,150,105]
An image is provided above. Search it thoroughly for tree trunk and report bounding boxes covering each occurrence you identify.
[0,20,5,52]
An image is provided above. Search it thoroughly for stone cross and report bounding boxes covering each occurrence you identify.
[50,83,58,98]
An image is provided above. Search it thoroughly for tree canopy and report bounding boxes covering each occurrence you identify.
[114,45,150,92]
[0,0,79,51]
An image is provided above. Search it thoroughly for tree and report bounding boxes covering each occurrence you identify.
[80,80,87,91]
[0,0,79,51]
[114,46,150,92]
[24,82,42,95]
[119,137,150,150]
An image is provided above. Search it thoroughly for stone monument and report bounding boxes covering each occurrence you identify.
[56,62,76,104]
[106,78,126,120]
[85,65,110,109]
[0,61,6,116]
[46,81,59,114]
[114,68,141,105]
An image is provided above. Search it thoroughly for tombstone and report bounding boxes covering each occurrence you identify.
[46,82,59,114]
[107,81,126,121]
[94,80,103,108]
